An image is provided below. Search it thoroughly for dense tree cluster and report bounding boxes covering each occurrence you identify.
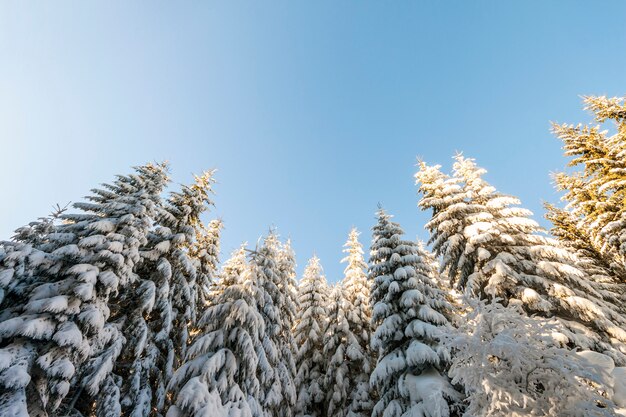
[1,95,626,417]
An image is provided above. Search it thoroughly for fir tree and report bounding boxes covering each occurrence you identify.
[550,96,626,280]
[416,155,626,364]
[158,170,217,362]
[545,204,625,307]
[191,219,223,308]
[369,209,460,417]
[0,163,169,417]
[294,256,330,417]
[114,171,217,417]
[276,239,299,417]
[167,246,263,417]
[218,245,248,290]
[323,284,349,417]
[248,233,296,417]
[323,228,372,417]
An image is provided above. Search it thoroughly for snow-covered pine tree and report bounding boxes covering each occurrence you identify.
[413,159,469,290]
[0,163,169,417]
[217,244,248,291]
[329,228,373,417]
[416,155,626,365]
[159,170,217,360]
[247,233,296,417]
[323,284,350,417]
[276,239,299,417]
[10,204,68,249]
[445,299,618,417]
[294,256,330,417]
[369,209,460,417]
[191,219,223,308]
[167,245,264,417]
[545,204,626,307]
[550,96,626,281]
[113,171,217,417]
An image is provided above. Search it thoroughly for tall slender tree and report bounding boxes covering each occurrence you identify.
[248,233,297,417]
[294,256,330,417]
[114,171,217,417]
[167,246,264,417]
[369,209,460,417]
[323,284,350,417]
[191,218,224,308]
[323,228,372,417]
[276,239,299,417]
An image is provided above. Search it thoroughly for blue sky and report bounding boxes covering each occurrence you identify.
[1,2,625,282]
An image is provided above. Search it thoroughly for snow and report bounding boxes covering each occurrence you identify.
[97,270,120,289]
[52,322,84,349]
[576,351,626,409]
[405,341,439,367]
[87,219,116,233]
[0,365,31,389]
[52,244,81,257]
[0,315,57,340]
[614,367,626,408]
[577,350,615,375]
[402,369,451,417]
[0,268,14,286]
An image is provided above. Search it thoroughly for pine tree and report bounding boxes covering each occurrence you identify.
[323,284,350,417]
[416,155,626,365]
[158,170,217,362]
[191,219,223,308]
[323,228,372,417]
[276,239,299,417]
[545,204,625,307]
[550,96,626,280]
[218,244,248,290]
[114,171,217,417]
[167,246,264,417]
[0,163,169,417]
[369,209,460,417]
[248,233,296,417]
[294,256,330,417]
[413,159,469,290]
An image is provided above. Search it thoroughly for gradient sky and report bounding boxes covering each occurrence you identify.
[1,2,625,282]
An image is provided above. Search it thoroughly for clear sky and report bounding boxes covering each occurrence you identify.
[1,2,625,282]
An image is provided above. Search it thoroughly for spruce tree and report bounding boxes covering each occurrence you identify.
[294,256,330,417]
[191,219,223,308]
[114,171,217,417]
[167,246,264,417]
[369,209,460,417]
[416,155,626,364]
[276,239,299,417]
[323,284,350,417]
[218,244,248,290]
[158,170,217,362]
[323,228,372,417]
[248,233,296,417]
[550,96,626,280]
[545,204,625,307]
[0,163,169,417]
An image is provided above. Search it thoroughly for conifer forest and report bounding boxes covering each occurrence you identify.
[2,96,626,417]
